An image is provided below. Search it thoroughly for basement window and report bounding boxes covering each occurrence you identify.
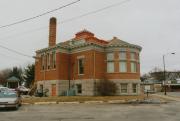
[121,83,128,93]
[132,84,137,93]
[76,84,82,94]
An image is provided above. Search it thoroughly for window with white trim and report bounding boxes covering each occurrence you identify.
[131,62,137,73]
[119,61,127,72]
[121,83,128,93]
[132,84,137,93]
[130,52,136,60]
[119,51,126,60]
[107,53,114,61]
[107,62,114,73]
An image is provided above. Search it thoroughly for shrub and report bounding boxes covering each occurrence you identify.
[96,80,118,96]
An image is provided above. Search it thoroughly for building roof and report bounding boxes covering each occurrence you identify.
[75,29,94,37]
[36,30,142,53]
[7,76,20,82]
[107,37,142,51]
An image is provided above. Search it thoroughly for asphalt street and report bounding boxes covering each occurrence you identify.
[0,102,180,121]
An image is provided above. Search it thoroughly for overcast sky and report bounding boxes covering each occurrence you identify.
[0,0,179,74]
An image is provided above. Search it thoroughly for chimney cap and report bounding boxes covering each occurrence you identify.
[50,17,57,23]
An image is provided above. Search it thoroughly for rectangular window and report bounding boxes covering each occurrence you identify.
[107,53,114,61]
[45,54,48,69]
[121,84,128,93]
[132,84,137,93]
[39,85,43,93]
[119,61,127,72]
[130,52,136,60]
[78,58,84,74]
[137,53,139,60]
[41,55,45,70]
[119,51,126,60]
[52,51,56,68]
[107,62,114,73]
[131,62,137,73]
[47,53,50,69]
[76,84,82,93]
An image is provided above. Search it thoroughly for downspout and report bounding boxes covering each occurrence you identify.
[68,49,71,91]
[93,46,96,95]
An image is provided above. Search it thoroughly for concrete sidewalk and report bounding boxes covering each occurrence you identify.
[152,94,180,102]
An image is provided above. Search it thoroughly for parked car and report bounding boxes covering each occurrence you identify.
[16,86,29,95]
[0,91,22,110]
[0,87,16,93]
[0,87,10,92]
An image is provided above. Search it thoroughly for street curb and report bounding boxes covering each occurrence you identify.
[34,102,57,105]
[84,101,104,104]
[58,102,80,104]
[22,99,166,105]
[107,100,126,104]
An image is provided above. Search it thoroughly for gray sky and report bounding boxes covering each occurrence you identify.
[0,0,179,74]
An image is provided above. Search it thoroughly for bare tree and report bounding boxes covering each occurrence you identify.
[0,69,11,85]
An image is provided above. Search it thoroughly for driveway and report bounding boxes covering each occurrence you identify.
[0,102,180,121]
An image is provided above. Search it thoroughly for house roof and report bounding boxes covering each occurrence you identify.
[107,37,142,51]
[7,76,20,82]
[36,30,142,53]
[75,29,94,37]
[108,37,130,45]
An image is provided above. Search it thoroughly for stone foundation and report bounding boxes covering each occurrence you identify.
[37,79,141,96]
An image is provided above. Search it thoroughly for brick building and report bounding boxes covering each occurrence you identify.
[35,17,142,96]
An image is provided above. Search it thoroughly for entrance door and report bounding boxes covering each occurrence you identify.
[51,84,56,96]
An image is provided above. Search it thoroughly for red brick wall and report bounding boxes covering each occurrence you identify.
[35,52,69,81]
[94,51,106,79]
[35,49,140,81]
[71,50,94,80]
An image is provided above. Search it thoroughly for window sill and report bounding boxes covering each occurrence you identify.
[106,72,138,74]
[78,74,84,76]
[132,92,137,94]
[120,93,128,94]
[40,68,56,72]
[106,72,115,73]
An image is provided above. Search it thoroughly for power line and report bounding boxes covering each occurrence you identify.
[0,0,131,42]
[0,44,33,58]
[0,52,25,61]
[61,0,131,24]
[0,0,80,29]
[0,0,131,58]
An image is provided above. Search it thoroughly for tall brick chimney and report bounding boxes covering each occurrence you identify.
[49,17,56,47]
